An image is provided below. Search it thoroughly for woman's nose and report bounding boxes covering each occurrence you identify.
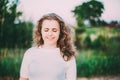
[48,31,52,36]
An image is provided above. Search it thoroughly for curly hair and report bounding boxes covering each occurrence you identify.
[33,13,77,61]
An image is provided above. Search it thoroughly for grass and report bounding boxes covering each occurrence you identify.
[0,27,120,79]
[0,48,26,79]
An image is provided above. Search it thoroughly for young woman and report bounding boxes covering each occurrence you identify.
[20,13,77,80]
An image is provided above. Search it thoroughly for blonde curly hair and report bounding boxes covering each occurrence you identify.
[33,13,77,61]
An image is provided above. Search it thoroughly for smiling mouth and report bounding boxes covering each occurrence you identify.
[46,37,55,40]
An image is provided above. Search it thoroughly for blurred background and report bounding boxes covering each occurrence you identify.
[0,0,120,80]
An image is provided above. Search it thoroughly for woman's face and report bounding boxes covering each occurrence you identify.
[41,19,60,46]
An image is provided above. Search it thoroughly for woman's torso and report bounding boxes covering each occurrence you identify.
[27,47,66,80]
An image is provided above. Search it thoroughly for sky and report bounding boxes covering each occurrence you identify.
[17,0,120,25]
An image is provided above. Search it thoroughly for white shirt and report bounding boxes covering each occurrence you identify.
[20,47,76,80]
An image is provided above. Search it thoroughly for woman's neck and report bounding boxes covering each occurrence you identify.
[42,44,57,48]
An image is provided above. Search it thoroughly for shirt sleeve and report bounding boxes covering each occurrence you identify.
[66,57,77,80]
[20,49,31,78]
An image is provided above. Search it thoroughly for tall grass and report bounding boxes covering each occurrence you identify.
[0,48,26,79]
[77,49,120,77]
[76,27,120,77]
[0,27,120,79]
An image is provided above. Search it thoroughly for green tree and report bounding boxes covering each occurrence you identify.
[72,0,104,27]
[15,21,33,48]
[0,0,33,48]
[0,0,21,47]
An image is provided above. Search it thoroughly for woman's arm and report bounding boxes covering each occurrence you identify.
[66,57,76,80]
[20,49,31,80]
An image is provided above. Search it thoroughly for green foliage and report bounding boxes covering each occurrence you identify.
[74,28,86,49]
[0,48,26,79]
[0,21,33,48]
[77,50,120,77]
[0,0,20,27]
[83,35,92,49]
[75,27,120,77]
[14,21,33,48]
[0,0,34,48]
[106,36,120,53]
[0,26,120,78]
[72,0,104,26]
[75,27,120,50]
[0,56,22,78]
[0,34,120,78]
[91,34,107,50]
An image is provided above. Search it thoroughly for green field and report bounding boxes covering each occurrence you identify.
[0,27,120,79]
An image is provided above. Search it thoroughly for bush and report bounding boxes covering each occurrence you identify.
[76,50,120,77]
[83,35,92,49]
[0,48,25,79]
[91,34,107,50]
[0,55,22,78]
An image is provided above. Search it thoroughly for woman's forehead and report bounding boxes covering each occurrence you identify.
[42,20,60,28]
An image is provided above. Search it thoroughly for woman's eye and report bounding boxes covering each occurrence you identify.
[44,28,49,32]
[52,28,57,32]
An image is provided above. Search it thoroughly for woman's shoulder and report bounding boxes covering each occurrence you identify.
[66,56,76,63]
[24,46,38,55]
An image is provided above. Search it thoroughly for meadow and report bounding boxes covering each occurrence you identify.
[0,27,120,79]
